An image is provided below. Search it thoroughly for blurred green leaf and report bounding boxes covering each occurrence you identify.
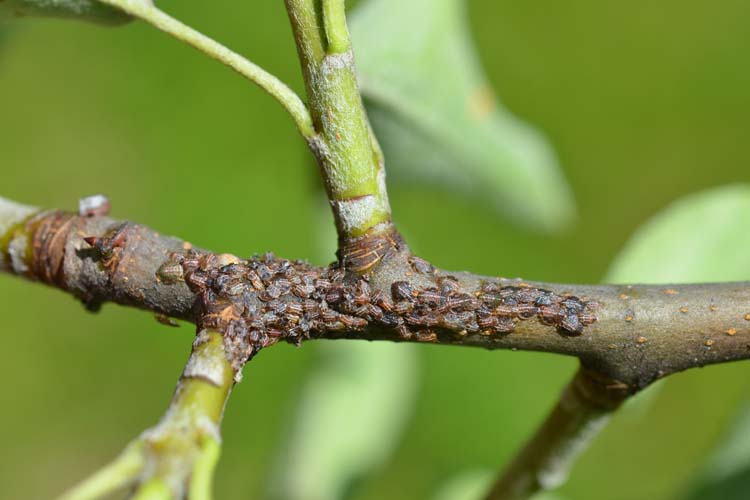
[0,0,131,25]
[350,0,575,232]
[431,470,567,500]
[269,341,418,500]
[606,184,750,283]
[431,470,494,500]
[681,404,750,500]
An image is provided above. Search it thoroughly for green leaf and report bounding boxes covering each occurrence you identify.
[350,0,575,232]
[269,341,418,500]
[681,404,750,500]
[606,184,750,283]
[0,0,132,26]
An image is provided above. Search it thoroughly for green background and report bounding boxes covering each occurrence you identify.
[1,1,749,499]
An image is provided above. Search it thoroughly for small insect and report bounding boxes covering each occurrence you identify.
[476,313,497,329]
[292,283,314,298]
[560,314,582,335]
[222,280,246,296]
[340,315,367,329]
[156,260,184,284]
[83,222,129,260]
[409,256,435,274]
[420,314,440,327]
[380,312,403,327]
[481,282,500,293]
[395,324,412,340]
[314,278,331,290]
[325,284,345,304]
[154,313,179,327]
[328,267,345,283]
[438,276,461,296]
[515,304,539,320]
[393,300,414,314]
[78,194,111,217]
[272,278,291,294]
[538,305,560,324]
[414,331,438,343]
[494,317,515,333]
[256,264,273,284]
[246,269,265,290]
[185,270,211,290]
[264,283,284,300]
[439,313,463,330]
[371,289,393,311]
[367,304,384,320]
[391,281,414,301]
[352,280,371,304]
[350,304,370,317]
[286,302,304,316]
[534,292,555,306]
[320,308,339,323]
[303,299,318,313]
[417,288,442,307]
[449,294,478,311]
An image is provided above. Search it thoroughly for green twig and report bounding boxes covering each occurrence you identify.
[322,0,350,53]
[284,0,392,240]
[58,442,145,500]
[98,0,315,138]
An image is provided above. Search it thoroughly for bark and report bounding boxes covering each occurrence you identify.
[2,197,748,391]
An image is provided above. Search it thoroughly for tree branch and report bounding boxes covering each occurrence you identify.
[2,195,748,391]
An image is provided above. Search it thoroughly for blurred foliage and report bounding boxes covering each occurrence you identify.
[352,0,574,232]
[681,404,750,500]
[1,1,749,500]
[0,0,131,25]
[607,185,750,283]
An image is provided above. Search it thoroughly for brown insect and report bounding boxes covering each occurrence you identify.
[391,281,414,302]
[246,269,265,290]
[409,256,435,274]
[476,313,497,329]
[417,288,442,307]
[560,315,582,334]
[292,283,314,298]
[371,290,393,312]
[438,276,461,295]
[367,304,384,320]
[449,294,478,311]
[185,270,211,290]
[156,260,184,284]
[340,315,367,329]
[494,317,515,333]
[286,302,304,316]
[320,308,339,323]
[392,300,414,314]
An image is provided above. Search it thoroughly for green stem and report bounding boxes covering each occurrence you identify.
[322,0,350,53]
[284,0,392,239]
[58,442,145,500]
[98,0,315,138]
